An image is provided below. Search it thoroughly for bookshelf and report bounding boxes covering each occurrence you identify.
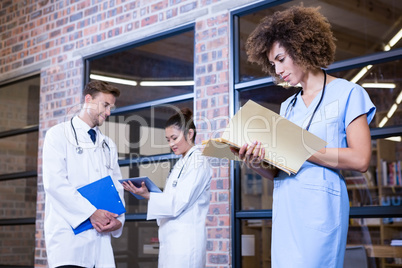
[346,138,402,267]
[240,136,401,267]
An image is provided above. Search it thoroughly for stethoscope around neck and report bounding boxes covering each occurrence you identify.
[284,69,327,131]
[70,116,112,169]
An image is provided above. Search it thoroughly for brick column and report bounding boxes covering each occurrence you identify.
[35,60,84,267]
[194,12,231,268]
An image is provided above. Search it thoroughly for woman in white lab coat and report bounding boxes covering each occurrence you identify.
[122,108,212,268]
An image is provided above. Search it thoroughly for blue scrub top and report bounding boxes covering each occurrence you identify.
[271,78,376,267]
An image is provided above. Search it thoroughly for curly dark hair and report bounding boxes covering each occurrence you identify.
[246,5,336,80]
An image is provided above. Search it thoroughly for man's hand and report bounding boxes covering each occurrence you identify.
[89,209,121,233]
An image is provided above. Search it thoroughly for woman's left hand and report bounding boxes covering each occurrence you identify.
[122,181,150,200]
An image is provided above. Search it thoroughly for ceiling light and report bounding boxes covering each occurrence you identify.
[90,74,137,86]
[387,104,398,118]
[396,91,402,105]
[351,65,372,84]
[388,29,402,48]
[140,81,195,86]
[361,83,396,89]
[379,117,388,128]
[386,136,402,142]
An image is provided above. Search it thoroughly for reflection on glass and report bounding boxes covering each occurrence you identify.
[0,225,35,266]
[101,100,193,159]
[329,60,401,128]
[0,178,37,219]
[240,165,274,211]
[348,217,402,267]
[112,221,159,267]
[89,30,194,107]
[0,132,39,175]
[241,219,272,268]
[241,217,402,268]
[238,84,299,114]
[0,76,40,132]
[238,0,402,82]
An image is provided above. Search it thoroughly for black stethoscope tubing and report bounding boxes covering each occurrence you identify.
[285,69,327,131]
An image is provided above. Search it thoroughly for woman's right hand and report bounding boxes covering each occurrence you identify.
[230,141,278,180]
[231,141,265,169]
[122,181,150,200]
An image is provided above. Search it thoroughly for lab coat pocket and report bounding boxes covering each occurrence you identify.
[297,170,341,233]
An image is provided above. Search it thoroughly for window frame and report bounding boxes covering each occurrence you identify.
[230,1,402,267]
[83,25,195,223]
[0,74,40,268]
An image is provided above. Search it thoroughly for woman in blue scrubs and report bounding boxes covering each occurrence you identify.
[234,6,376,267]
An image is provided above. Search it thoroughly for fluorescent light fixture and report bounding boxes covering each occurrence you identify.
[388,29,402,48]
[396,91,402,105]
[384,29,402,51]
[386,136,402,142]
[140,81,195,86]
[351,65,372,84]
[387,104,398,118]
[379,117,388,128]
[90,74,137,86]
[362,83,396,89]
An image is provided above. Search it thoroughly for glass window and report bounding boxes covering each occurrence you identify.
[238,0,402,82]
[241,217,402,268]
[234,1,402,267]
[329,60,402,128]
[240,166,274,211]
[0,177,37,219]
[112,221,159,267]
[0,132,39,175]
[89,30,194,107]
[0,76,40,132]
[101,100,193,159]
[0,75,39,267]
[241,219,272,267]
[0,225,36,266]
[89,28,194,267]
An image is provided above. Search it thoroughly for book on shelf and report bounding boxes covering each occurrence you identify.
[381,160,401,186]
[202,100,327,175]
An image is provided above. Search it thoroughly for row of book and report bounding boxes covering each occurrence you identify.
[381,160,402,186]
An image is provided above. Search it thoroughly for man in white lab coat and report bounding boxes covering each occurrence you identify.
[42,80,125,268]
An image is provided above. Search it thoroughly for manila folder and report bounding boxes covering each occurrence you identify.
[202,100,327,175]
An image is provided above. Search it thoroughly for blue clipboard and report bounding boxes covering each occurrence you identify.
[73,175,126,235]
[119,176,162,199]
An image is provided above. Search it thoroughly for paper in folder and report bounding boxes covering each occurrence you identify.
[73,175,126,235]
[202,100,327,175]
[119,177,162,200]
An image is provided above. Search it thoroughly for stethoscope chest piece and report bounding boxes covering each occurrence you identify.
[76,146,83,154]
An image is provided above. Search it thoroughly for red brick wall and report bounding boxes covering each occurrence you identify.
[195,13,231,267]
[0,0,235,267]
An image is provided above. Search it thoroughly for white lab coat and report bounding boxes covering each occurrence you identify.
[42,116,125,268]
[147,146,212,268]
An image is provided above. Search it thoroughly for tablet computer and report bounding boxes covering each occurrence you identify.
[119,176,162,199]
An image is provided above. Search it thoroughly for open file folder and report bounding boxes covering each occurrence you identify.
[73,175,126,235]
[202,100,327,175]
